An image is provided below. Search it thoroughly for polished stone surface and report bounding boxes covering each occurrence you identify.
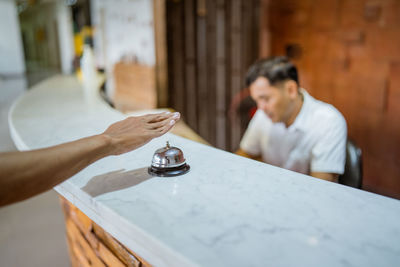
[9,76,400,267]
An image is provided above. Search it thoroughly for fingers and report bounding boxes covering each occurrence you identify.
[147,113,180,129]
[147,120,167,129]
[140,113,165,123]
[144,112,172,123]
[145,112,180,126]
[118,112,180,140]
[162,118,177,133]
[155,111,180,122]
[151,117,178,137]
[169,112,181,123]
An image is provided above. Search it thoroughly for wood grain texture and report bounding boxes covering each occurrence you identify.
[229,0,242,151]
[60,197,145,267]
[206,0,217,145]
[197,0,209,141]
[167,0,185,115]
[113,63,157,112]
[153,0,169,108]
[166,0,260,151]
[184,0,198,132]
[216,0,227,149]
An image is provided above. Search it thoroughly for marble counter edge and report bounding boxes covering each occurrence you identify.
[7,82,199,267]
[54,181,198,267]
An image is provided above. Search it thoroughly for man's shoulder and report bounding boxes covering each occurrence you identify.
[315,102,344,120]
[308,96,345,124]
[304,95,347,136]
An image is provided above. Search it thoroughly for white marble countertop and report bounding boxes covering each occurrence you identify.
[9,75,400,267]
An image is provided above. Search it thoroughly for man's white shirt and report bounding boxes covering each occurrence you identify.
[240,89,347,175]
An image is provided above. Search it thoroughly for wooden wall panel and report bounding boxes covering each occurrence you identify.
[339,0,366,28]
[154,0,169,108]
[196,0,209,141]
[263,0,400,199]
[310,0,339,30]
[229,0,242,151]
[223,0,232,149]
[184,0,198,132]
[388,63,400,115]
[167,0,260,151]
[206,0,217,145]
[167,0,185,116]
[368,29,400,61]
[215,0,227,149]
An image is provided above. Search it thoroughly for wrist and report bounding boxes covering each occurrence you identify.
[93,133,115,157]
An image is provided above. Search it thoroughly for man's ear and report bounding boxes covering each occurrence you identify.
[285,80,299,99]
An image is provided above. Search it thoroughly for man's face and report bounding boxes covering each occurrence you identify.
[249,77,294,124]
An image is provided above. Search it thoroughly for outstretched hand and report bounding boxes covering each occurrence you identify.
[102,112,181,155]
[0,111,181,207]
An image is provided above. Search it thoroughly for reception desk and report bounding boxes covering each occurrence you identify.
[9,75,400,267]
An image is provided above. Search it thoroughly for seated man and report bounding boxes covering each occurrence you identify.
[237,56,347,182]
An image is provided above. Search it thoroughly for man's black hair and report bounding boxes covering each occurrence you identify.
[245,56,299,87]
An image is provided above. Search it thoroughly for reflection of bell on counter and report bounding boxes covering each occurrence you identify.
[148,141,190,177]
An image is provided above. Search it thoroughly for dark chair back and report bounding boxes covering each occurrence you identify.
[339,139,363,188]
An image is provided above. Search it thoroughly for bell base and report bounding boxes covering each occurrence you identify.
[148,164,190,177]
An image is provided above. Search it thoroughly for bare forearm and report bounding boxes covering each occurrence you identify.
[310,172,339,183]
[236,148,263,162]
[0,134,112,206]
[0,112,180,207]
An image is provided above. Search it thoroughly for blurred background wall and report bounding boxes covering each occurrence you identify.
[0,0,25,76]
[262,0,400,199]
[166,0,400,199]
[166,0,261,151]
[91,0,157,108]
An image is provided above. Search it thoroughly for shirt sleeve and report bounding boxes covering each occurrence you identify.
[311,112,347,174]
[239,110,265,156]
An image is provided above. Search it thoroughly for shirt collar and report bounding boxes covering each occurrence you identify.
[288,88,311,132]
